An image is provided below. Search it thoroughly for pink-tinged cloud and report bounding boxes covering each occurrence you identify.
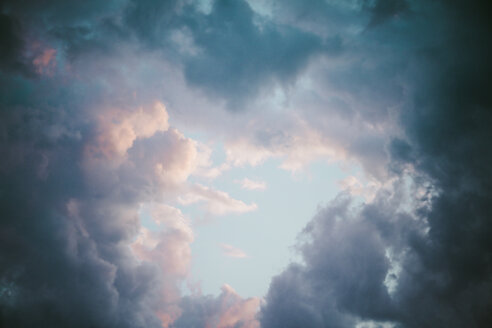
[32,48,57,76]
[337,175,381,203]
[174,284,260,328]
[132,204,194,327]
[83,102,202,328]
[235,178,267,190]
[178,184,257,216]
[214,284,260,328]
[225,121,347,172]
[84,104,200,191]
[132,204,193,276]
[148,128,199,186]
[220,243,249,258]
[88,102,169,159]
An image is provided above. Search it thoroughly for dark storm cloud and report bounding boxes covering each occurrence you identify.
[260,190,416,327]
[0,12,29,75]
[261,0,492,327]
[366,0,410,27]
[0,72,165,327]
[180,0,329,108]
[2,0,492,327]
[0,0,125,76]
[0,2,179,326]
[1,0,338,109]
[124,0,334,109]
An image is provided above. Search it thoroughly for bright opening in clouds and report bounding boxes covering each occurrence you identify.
[1,0,491,327]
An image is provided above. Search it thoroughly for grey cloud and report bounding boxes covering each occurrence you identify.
[1,0,336,110]
[124,0,331,109]
[0,78,165,327]
[261,0,492,327]
[181,0,327,108]
[260,190,416,327]
[365,0,410,27]
[171,285,260,328]
[2,0,492,327]
[0,33,193,327]
[0,12,29,75]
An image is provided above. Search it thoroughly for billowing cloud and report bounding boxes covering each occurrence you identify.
[337,175,381,202]
[132,204,194,326]
[0,74,225,327]
[260,1,492,327]
[125,0,329,108]
[2,0,492,327]
[171,284,260,328]
[32,47,57,76]
[88,102,170,158]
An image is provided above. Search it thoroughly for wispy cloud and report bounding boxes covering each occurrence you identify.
[235,178,267,190]
[178,184,258,216]
[220,244,249,259]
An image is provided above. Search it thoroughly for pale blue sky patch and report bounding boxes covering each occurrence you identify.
[181,153,361,298]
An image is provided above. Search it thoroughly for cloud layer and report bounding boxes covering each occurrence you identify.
[1,0,491,327]
[260,1,492,327]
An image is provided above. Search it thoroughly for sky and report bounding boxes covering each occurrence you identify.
[0,0,491,327]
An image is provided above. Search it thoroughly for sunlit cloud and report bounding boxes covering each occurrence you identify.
[220,243,249,258]
[235,178,267,190]
[225,120,347,172]
[178,184,258,216]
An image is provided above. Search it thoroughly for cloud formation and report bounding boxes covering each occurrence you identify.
[220,244,249,259]
[236,178,267,191]
[260,1,492,327]
[1,0,491,327]
[171,284,260,328]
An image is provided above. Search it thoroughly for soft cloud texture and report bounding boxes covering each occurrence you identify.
[1,0,491,327]
[178,184,258,216]
[171,284,260,328]
[220,244,249,259]
[236,178,267,191]
[132,204,194,326]
[88,102,170,158]
[260,1,492,327]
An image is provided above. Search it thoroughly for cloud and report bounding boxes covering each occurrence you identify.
[32,47,57,76]
[124,0,328,108]
[260,1,492,327]
[132,204,194,326]
[260,183,422,327]
[2,0,492,327]
[236,178,267,190]
[192,143,232,179]
[225,120,348,172]
[171,284,260,328]
[337,175,381,202]
[220,243,249,258]
[178,184,258,216]
[0,79,209,327]
[0,121,164,327]
[365,0,410,27]
[87,102,170,159]
[133,204,193,277]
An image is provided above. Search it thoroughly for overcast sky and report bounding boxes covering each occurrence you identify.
[1,0,491,327]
